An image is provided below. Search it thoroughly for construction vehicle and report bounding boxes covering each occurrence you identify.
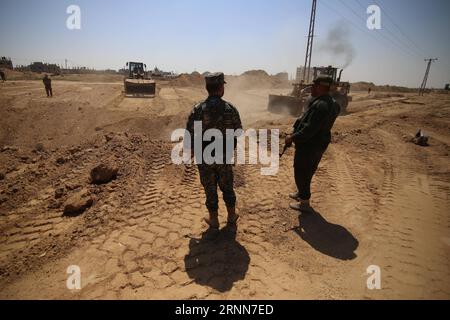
[123,62,156,97]
[268,65,351,116]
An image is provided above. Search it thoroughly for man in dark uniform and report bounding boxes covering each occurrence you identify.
[284,75,341,212]
[43,74,52,97]
[186,72,242,229]
[0,70,6,82]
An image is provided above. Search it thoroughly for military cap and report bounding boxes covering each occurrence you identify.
[313,75,334,87]
[205,72,227,85]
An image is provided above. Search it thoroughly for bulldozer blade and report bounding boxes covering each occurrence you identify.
[268,94,304,117]
[124,79,156,98]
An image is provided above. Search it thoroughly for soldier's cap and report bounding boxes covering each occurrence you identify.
[205,72,227,85]
[313,75,334,87]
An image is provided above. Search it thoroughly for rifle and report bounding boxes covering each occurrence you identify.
[279,141,292,158]
[280,127,297,158]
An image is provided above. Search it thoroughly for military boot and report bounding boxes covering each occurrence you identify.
[289,192,300,200]
[204,210,219,229]
[289,199,314,213]
[226,206,240,225]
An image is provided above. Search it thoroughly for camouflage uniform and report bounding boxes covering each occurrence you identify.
[186,73,242,211]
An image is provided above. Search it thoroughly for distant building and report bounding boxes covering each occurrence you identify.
[296,67,304,82]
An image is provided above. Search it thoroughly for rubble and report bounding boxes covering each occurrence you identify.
[63,188,94,216]
[90,163,119,184]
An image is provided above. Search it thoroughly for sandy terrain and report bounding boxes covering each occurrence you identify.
[0,78,449,299]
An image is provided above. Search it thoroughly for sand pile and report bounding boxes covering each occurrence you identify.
[170,70,290,89]
[170,72,204,87]
[226,70,290,90]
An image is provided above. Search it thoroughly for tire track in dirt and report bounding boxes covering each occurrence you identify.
[1,142,312,299]
[369,129,450,299]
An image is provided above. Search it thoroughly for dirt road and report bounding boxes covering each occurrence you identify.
[0,79,449,299]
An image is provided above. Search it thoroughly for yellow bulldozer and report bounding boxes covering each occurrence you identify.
[123,62,156,97]
[268,66,351,116]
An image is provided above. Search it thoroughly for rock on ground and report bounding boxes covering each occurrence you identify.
[90,163,119,185]
[63,188,94,216]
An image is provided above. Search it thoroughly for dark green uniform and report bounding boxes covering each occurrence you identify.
[186,94,242,211]
[292,94,340,200]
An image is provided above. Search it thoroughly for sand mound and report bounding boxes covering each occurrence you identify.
[170,72,204,87]
[169,70,291,89]
[227,70,290,90]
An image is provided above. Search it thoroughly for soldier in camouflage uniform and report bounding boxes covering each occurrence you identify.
[186,72,242,229]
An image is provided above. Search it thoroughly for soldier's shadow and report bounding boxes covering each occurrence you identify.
[184,225,250,293]
[293,209,359,260]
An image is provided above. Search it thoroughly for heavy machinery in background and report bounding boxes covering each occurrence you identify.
[268,0,352,116]
[123,62,156,97]
[268,66,352,116]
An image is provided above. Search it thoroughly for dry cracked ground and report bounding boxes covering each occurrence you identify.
[0,79,449,299]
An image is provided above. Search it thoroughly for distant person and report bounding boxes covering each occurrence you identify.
[42,74,52,97]
[185,72,242,229]
[368,87,372,95]
[0,70,5,82]
[284,75,341,212]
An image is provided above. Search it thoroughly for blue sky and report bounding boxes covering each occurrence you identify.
[0,0,449,87]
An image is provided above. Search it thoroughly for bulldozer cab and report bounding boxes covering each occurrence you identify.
[312,66,338,82]
[127,62,146,79]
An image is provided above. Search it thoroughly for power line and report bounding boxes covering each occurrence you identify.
[319,0,419,61]
[375,0,450,70]
[353,0,425,59]
[338,0,423,60]
[372,0,431,58]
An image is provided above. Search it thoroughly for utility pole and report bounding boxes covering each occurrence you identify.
[419,58,437,96]
[302,0,317,82]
